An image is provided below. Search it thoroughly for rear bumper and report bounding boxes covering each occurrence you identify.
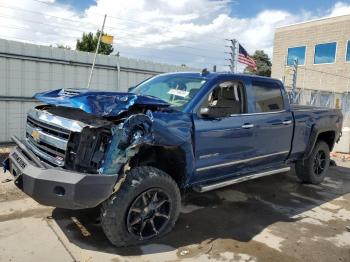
[4,137,118,209]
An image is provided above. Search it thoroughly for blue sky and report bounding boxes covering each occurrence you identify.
[56,0,92,11]
[57,0,349,18]
[1,0,350,69]
[231,0,344,18]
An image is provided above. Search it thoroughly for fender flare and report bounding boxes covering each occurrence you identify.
[303,124,336,159]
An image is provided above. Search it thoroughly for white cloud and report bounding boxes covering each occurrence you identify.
[0,0,349,70]
[327,2,350,17]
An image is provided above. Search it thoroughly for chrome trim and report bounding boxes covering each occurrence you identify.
[196,151,289,172]
[28,108,87,132]
[26,124,68,150]
[25,138,64,166]
[229,110,287,117]
[11,136,46,168]
[282,120,292,125]
[26,136,65,158]
[194,167,291,192]
[241,123,254,129]
[199,153,219,159]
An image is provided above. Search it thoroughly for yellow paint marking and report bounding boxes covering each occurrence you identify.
[71,216,91,237]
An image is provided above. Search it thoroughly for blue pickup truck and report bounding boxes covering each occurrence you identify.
[4,71,342,246]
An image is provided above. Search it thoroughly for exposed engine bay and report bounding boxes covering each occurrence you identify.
[30,103,164,175]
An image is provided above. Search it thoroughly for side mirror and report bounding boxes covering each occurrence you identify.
[200,107,210,117]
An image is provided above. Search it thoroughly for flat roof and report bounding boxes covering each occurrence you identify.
[276,13,350,31]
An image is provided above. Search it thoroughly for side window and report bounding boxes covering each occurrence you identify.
[314,42,337,64]
[252,81,284,113]
[287,46,306,66]
[200,81,246,118]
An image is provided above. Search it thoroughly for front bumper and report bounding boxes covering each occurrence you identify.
[4,137,118,209]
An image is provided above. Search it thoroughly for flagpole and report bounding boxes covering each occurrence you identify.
[87,14,107,89]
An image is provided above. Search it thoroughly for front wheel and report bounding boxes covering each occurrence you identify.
[295,140,330,184]
[100,166,181,247]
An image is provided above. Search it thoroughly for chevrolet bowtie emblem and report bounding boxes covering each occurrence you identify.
[31,129,40,142]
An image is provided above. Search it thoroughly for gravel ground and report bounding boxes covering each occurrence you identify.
[0,158,349,262]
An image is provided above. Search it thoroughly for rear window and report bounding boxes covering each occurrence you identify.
[252,81,284,113]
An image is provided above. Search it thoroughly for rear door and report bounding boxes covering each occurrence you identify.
[248,80,293,170]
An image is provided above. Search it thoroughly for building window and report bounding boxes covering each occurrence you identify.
[346,40,350,62]
[287,46,306,66]
[314,42,337,64]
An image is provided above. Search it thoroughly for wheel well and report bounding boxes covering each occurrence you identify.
[317,131,336,150]
[129,145,186,187]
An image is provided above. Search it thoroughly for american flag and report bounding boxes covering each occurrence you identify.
[238,44,257,70]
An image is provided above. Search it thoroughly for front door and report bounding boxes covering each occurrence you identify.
[192,79,256,184]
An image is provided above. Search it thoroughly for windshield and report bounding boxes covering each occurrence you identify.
[132,75,207,110]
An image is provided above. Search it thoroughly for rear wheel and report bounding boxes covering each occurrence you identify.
[295,140,330,184]
[100,166,180,247]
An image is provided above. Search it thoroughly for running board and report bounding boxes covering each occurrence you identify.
[193,167,291,193]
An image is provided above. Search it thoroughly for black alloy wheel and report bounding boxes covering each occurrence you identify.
[126,188,171,240]
[313,150,326,176]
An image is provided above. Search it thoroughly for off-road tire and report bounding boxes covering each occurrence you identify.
[295,140,330,184]
[100,166,181,247]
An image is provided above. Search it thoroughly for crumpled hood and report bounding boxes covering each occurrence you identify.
[34,88,170,117]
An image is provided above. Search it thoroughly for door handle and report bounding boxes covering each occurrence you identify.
[282,120,292,125]
[241,123,254,129]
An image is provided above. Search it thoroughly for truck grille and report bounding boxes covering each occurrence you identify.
[25,110,75,166]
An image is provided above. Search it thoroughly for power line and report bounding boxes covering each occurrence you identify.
[28,0,229,44]
[0,6,226,54]
[0,2,229,67]
[297,66,350,80]
[0,32,222,67]
[0,33,188,64]
[1,24,224,61]
[0,4,227,48]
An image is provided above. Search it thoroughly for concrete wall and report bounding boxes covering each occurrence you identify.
[272,14,350,92]
[0,38,197,143]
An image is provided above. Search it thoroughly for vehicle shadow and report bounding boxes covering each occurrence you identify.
[51,164,350,256]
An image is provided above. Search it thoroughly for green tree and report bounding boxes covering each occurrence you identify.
[244,50,272,77]
[76,30,113,55]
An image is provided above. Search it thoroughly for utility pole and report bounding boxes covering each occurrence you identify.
[225,39,237,73]
[282,55,287,85]
[291,58,298,103]
[87,14,107,89]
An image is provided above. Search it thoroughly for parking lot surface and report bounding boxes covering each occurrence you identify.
[1,159,349,262]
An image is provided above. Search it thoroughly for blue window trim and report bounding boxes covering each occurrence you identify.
[287,45,306,66]
[314,42,337,65]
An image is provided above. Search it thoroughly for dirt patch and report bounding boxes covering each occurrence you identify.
[0,207,53,222]
[0,171,27,202]
[0,188,27,202]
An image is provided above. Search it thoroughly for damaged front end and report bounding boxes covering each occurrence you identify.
[4,88,194,209]
[3,107,177,209]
